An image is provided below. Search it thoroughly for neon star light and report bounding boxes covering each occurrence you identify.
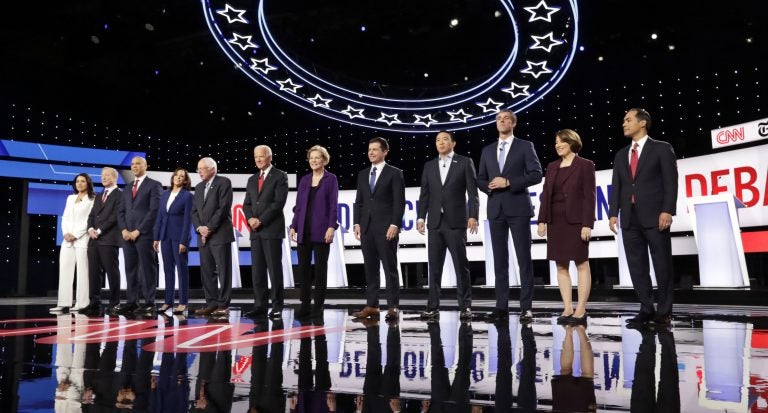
[202,0,579,132]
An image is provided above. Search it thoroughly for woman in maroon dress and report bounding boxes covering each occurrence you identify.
[537,129,596,324]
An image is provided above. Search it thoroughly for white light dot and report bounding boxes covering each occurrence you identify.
[651,33,658,40]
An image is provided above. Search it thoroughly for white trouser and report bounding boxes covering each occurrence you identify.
[57,246,90,308]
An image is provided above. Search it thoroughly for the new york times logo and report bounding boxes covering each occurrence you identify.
[758,121,768,137]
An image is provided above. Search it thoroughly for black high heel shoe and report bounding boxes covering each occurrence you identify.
[556,312,574,324]
[567,313,587,325]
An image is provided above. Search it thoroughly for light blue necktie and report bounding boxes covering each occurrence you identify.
[498,141,507,172]
[369,167,377,192]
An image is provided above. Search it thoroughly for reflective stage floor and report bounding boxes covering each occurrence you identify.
[1,298,768,412]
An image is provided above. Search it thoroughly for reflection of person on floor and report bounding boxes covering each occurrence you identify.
[296,321,335,412]
[194,349,234,412]
[81,340,117,411]
[552,325,596,412]
[114,336,155,410]
[517,324,537,411]
[631,329,680,413]
[152,350,189,412]
[494,321,513,412]
[249,320,286,413]
[354,319,401,412]
[54,315,87,412]
[428,322,473,411]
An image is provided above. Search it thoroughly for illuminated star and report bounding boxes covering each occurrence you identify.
[216,4,249,24]
[377,112,401,126]
[524,0,560,23]
[414,114,437,127]
[530,33,564,53]
[520,61,552,79]
[502,82,530,98]
[228,33,258,50]
[447,109,472,123]
[277,78,302,93]
[341,105,365,119]
[250,57,276,74]
[308,94,332,108]
[476,98,503,113]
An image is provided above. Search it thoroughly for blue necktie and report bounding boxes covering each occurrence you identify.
[369,167,377,192]
[498,141,507,172]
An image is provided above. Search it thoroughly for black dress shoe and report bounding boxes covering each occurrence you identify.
[556,315,572,324]
[488,309,509,321]
[653,313,672,325]
[626,312,655,324]
[268,310,282,320]
[294,305,311,319]
[459,308,473,320]
[117,303,138,314]
[244,307,267,318]
[420,310,439,320]
[134,305,155,314]
[519,310,534,323]
[567,314,587,326]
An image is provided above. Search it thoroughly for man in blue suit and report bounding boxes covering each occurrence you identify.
[117,156,162,314]
[477,109,542,322]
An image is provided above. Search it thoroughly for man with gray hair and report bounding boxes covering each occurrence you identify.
[192,157,235,317]
[82,167,122,314]
[243,145,288,320]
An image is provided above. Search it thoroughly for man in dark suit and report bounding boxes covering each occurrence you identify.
[191,157,235,317]
[477,109,543,322]
[117,156,162,314]
[83,167,123,314]
[416,131,479,321]
[352,137,406,321]
[609,108,678,326]
[243,145,289,320]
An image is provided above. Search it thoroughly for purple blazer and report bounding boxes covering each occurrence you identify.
[537,155,596,228]
[290,170,339,244]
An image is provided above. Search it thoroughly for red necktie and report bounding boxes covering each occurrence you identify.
[132,179,139,199]
[630,143,639,203]
[102,190,108,203]
[258,172,264,192]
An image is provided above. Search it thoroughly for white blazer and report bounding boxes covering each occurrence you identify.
[61,194,94,248]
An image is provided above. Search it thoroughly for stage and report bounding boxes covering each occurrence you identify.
[2,293,767,412]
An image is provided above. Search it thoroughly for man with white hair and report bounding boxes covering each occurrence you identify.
[191,157,235,317]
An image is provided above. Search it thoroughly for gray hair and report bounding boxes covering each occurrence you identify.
[200,157,217,171]
[101,167,118,180]
[254,145,273,157]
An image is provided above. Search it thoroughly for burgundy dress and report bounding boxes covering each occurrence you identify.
[546,166,589,262]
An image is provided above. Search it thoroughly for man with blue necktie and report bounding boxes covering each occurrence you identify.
[477,109,542,322]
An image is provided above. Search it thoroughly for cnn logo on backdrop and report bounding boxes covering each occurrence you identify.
[711,118,768,149]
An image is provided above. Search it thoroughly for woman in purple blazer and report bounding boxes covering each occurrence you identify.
[153,168,194,314]
[289,145,340,319]
[537,129,596,325]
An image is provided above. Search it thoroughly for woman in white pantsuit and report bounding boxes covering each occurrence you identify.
[51,173,95,313]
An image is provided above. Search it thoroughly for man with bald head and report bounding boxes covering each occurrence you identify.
[82,167,123,314]
[117,156,162,314]
[192,157,235,317]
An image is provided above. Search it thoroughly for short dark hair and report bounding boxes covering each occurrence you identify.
[169,167,192,190]
[556,129,583,153]
[368,136,389,152]
[497,109,517,123]
[72,173,96,199]
[628,108,652,131]
[436,130,455,142]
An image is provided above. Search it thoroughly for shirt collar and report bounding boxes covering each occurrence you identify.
[260,165,273,176]
[371,161,386,169]
[633,135,649,149]
[440,151,455,162]
[498,135,515,146]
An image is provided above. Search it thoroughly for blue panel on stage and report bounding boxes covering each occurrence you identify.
[0,139,143,166]
[1,160,126,184]
[27,183,71,215]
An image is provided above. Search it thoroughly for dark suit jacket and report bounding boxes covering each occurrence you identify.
[191,175,235,245]
[243,167,289,240]
[290,170,339,244]
[118,176,162,237]
[538,155,596,228]
[354,163,406,233]
[417,153,479,230]
[477,137,543,218]
[88,188,123,246]
[153,189,193,245]
[609,138,678,229]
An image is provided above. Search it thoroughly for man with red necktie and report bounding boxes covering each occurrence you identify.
[609,108,679,327]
